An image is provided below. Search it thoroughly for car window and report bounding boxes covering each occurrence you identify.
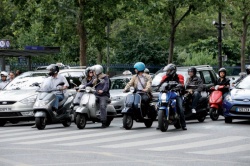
[200,71,213,84]
[59,72,69,77]
[111,78,129,89]
[236,75,250,89]
[67,71,84,77]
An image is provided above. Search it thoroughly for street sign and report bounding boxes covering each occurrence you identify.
[18,56,27,64]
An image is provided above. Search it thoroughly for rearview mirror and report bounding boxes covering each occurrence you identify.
[57,82,65,86]
[32,82,40,87]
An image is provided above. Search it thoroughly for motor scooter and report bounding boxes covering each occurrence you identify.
[122,87,157,130]
[75,87,117,129]
[157,82,182,132]
[33,82,74,130]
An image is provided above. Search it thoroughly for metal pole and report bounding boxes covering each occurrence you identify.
[218,11,223,68]
[106,21,110,73]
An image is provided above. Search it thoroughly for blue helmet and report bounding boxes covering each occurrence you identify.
[134,62,146,72]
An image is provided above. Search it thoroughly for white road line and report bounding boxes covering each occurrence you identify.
[100,133,207,148]
[0,128,32,134]
[16,130,131,145]
[189,143,250,155]
[58,131,164,146]
[0,129,95,143]
[143,136,247,151]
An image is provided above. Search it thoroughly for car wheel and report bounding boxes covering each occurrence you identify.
[209,108,219,121]
[76,114,87,129]
[123,114,133,130]
[158,109,168,132]
[35,117,46,130]
[225,117,232,123]
[0,120,7,127]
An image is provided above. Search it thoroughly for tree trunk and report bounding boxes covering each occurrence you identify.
[168,11,176,64]
[240,15,249,72]
[97,46,103,64]
[77,0,87,66]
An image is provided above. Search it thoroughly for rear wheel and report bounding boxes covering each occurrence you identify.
[158,109,168,132]
[144,120,153,128]
[198,116,206,122]
[35,117,46,130]
[225,117,232,123]
[174,119,181,129]
[123,114,133,130]
[62,118,71,127]
[0,120,6,127]
[209,108,219,121]
[76,114,87,129]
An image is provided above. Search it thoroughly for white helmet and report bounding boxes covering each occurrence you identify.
[0,71,8,77]
[92,64,103,75]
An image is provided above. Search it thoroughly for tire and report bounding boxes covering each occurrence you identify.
[76,114,87,129]
[123,114,133,130]
[0,120,7,127]
[62,118,71,127]
[225,117,232,123]
[10,120,19,124]
[105,117,113,127]
[209,108,219,121]
[197,116,206,122]
[158,109,168,132]
[144,120,153,128]
[174,119,181,129]
[35,117,46,130]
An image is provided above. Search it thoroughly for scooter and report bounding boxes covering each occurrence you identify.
[33,82,74,130]
[75,86,117,129]
[157,82,182,132]
[122,87,157,130]
[209,85,226,120]
[183,85,208,122]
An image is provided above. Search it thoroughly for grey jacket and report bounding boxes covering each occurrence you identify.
[185,75,203,92]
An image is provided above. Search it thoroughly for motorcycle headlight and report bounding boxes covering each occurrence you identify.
[34,100,50,107]
[161,93,167,103]
[19,95,38,105]
[225,95,232,102]
[85,87,92,93]
[111,96,123,101]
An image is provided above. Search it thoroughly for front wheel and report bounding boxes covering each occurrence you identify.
[35,117,46,130]
[225,117,232,123]
[158,109,168,132]
[144,120,153,128]
[0,120,7,127]
[209,108,219,121]
[123,114,133,130]
[62,118,71,127]
[76,114,87,129]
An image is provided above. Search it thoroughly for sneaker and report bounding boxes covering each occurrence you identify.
[156,127,159,130]
[182,126,187,130]
[53,111,58,116]
[192,109,196,114]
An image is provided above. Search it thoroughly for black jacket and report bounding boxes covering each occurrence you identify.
[216,77,230,93]
[185,75,203,92]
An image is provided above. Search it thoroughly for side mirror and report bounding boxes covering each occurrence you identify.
[32,82,40,87]
[57,82,65,86]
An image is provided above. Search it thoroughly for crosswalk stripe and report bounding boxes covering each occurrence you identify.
[0,129,95,143]
[0,128,32,134]
[142,136,247,151]
[189,143,250,155]
[16,130,131,145]
[58,131,164,146]
[100,133,207,149]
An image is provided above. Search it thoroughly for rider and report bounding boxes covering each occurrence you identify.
[85,64,110,128]
[233,65,250,86]
[0,71,9,90]
[158,64,187,130]
[144,68,150,75]
[215,68,230,98]
[185,67,203,114]
[73,67,94,105]
[123,62,152,117]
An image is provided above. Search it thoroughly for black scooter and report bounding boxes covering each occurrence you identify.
[122,87,157,130]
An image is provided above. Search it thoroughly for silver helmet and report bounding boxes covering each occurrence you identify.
[92,64,103,75]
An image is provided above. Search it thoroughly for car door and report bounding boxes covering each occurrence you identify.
[199,70,215,90]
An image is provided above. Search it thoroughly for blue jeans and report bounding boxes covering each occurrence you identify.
[192,91,201,109]
[52,94,64,109]
[176,96,186,127]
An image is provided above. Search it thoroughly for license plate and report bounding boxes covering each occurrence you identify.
[0,108,11,112]
[236,108,250,112]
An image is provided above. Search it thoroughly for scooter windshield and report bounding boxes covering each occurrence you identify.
[38,77,53,92]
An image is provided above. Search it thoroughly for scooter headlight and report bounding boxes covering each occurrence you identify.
[161,93,167,103]
[130,87,135,93]
[20,95,38,105]
[34,100,50,107]
[85,87,91,93]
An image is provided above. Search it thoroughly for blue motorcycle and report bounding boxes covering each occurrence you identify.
[157,82,182,132]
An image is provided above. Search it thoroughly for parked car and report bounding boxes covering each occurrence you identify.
[223,75,250,123]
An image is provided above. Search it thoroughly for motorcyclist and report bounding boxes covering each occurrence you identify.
[85,64,110,128]
[144,68,150,75]
[157,63,187,130]
[123,62,152,118]
[73,67,94,105]
[0,71,9,90]
[185,67,203,114]
[214,68,230,98]
[232,65,250,86]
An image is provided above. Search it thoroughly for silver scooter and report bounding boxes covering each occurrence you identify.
[33,82,74,130]
[75,86,117,129]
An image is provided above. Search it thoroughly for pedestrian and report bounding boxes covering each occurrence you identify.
[15,70,22,77]
[9,71,15,82]
[0,71,9,90]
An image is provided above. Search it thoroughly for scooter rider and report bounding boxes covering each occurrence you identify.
[73,67,94,105]
[123,62,152,117]
[0,71,9,90]
[215,68,230,98]
[85,64,110,128]
[185,67,203,114]
[158,64,187,130]
[233,65,250,86]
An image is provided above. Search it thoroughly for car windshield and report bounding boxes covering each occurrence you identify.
[110,78,130,90]
[235,76,250,89]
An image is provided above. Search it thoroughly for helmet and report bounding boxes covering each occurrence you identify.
[144,68,150,74]
[163,63,176,77]
[246,65,250,74]
[0,71,8,77]
[85,67,93,76]
[47,64,59,76]
[134,62,145,72]
[188,67,197,76]
[92,64,103,75]
[218,68,227,77]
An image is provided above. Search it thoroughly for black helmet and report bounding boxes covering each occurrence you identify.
[218,68,227,77]
[47,64,59,76]
[163,63,176,77]
[188,67,197,76]
[85,67,92,76]
[246,66,250,74]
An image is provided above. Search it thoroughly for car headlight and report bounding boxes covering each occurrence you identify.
[19,95,38,105]
[111,96,123,101]
[225,95,232,102]
[34,100,50,107]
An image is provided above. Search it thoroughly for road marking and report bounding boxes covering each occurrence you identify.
[0,129,95,143]
[16,130,131,145]
[100,133,207,148]
[0,128,32,134]
[58,131,164,146]
[189,143,250,155]
[143,136,246,151]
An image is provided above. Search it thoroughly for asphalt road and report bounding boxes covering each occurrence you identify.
[0,116,249,166]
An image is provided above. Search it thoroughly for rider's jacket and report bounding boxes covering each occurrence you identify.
[160,74,184,85]
[185,75,203,92]
[86,74,110,97]
[124,73,152,92]
[216,77,230,93]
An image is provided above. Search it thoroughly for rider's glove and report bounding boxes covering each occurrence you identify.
[215,85,219,90]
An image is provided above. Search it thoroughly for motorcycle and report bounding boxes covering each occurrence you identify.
[122,87,157,130]
[157,82,182,132]
[33,82,74,130]
[75,86,117,129]
[183,85,208,122]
